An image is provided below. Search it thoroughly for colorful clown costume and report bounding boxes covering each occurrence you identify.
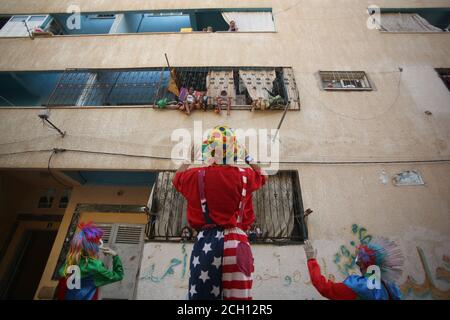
[307,238,404,300]
[307,259,402,300]
[57,222,124,300]
[173,125,265,300]
[58,255,124,300]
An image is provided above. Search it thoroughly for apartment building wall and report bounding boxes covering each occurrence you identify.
[0,0,449,299]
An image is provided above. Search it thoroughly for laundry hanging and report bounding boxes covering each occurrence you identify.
[206,70,236,105]
[239,69,276,102]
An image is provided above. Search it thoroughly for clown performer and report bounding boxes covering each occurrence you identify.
[57,222,124,300]
[172,125,267,300]
[303,238,404,300]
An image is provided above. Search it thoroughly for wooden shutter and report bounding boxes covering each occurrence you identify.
[98,223,145,300]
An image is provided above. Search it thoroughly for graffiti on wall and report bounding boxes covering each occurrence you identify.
[138,225,450,300]
[401,247,450,300]
[333,224,372,277]
[333,223,450,300]
[139,243,188,283]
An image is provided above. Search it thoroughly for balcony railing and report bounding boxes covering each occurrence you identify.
[45,67,300,111]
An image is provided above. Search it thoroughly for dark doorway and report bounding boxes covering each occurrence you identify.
[3,230,57,299]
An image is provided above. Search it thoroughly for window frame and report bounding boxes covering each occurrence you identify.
[41,66,300,111]
[319,71,374,91]
[147,170,308,245]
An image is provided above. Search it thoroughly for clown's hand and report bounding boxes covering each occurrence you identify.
[102,247,118,257]
[303,240,317,260]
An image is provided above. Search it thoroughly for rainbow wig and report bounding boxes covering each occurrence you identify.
[63,222,104,275]
[202,125,244,165]
[356,237,405,283]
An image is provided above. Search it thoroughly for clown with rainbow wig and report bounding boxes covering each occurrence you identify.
[57,222,124,300]
[304,238,404,300]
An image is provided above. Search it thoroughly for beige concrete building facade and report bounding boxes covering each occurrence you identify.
[0,0,449,300]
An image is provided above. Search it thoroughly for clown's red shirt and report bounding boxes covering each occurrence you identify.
[173,165,266,230]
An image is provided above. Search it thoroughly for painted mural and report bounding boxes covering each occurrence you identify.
[136,224,450,300]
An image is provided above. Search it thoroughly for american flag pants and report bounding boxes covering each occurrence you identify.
[188,227,254,300]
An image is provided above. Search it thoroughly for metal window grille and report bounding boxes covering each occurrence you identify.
[146,170,307,244]
[45,67,300,110]
[319,71,373,91]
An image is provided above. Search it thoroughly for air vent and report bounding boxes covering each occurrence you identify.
[115,226,143,244]
[96,224,113,244]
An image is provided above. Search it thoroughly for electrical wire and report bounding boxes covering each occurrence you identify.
[47,149,71,188]
[0,148,448,166]
[300,71,403,121]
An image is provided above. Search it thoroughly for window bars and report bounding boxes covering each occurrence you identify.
[146,171,307,244]
[45,67,300,110]
[319,71,373,91]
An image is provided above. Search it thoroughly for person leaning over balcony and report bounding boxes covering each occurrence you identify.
[228,20,238,32]
[56,222,124,300]
[173,125,267,300]
[303,238,404,300]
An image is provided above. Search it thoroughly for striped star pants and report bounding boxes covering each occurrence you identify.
[188,227,254,300]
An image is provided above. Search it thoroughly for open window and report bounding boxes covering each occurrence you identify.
[378,8,450,32]
[147,170,307,243]
[319,71,373,91]
[158,67,300,110]
[436,68,450,91]
[0,9,275,37]
[41,67,300,110]
[0,15,49,37]
[0,71,64,107]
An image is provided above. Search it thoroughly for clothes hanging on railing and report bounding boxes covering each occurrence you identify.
[206,70,236,105]
[238,69,276,104]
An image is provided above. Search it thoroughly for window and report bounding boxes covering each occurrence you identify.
[58,188,71,208]
[43,67,300,110]
[0,71,62,107]
[0,9,275,36]
[436,68,450,91]
[319,71,373,91]
[0,15,48,37]
[378,8,450,32]
[147,171,308,243]
[38,188,56,208]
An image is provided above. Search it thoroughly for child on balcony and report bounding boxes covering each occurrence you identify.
[216,90,231,115]
[181,87,196,115]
